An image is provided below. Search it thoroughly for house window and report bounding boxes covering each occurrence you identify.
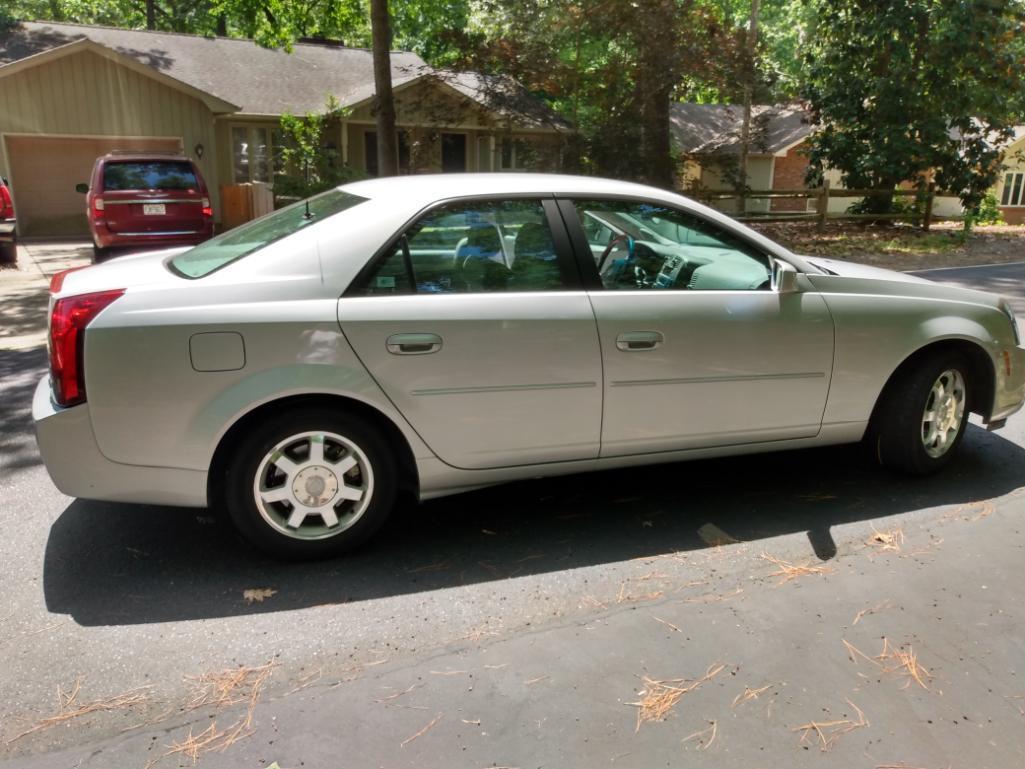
[498,138,532,171]
[232,126,272,183]
[1001,172,1025,207]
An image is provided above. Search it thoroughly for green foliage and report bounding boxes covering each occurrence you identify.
[464,0,744,185]
[966,191,1005,227]
[276,97,362,198]
[801,0,1021,214]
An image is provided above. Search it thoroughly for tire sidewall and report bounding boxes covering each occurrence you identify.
[874,352,970,475]
[225,408,397,559]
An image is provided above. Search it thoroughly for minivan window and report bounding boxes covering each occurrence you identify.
[103,161,199,191]
[170,189,366,278]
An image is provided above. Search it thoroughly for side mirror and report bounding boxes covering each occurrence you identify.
[771,259,799,293]
[75,183,89,194]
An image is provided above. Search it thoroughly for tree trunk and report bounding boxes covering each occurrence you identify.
[737,0,760,214]
[635,0,676,188]
[216,14,227,37]
[145,0,156,30]
[370,0,399,177]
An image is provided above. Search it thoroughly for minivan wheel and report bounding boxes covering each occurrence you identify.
[869,352,970,475]
[225,409,397,559]
[92,244,109,262]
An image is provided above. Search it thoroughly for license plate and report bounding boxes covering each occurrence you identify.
[143,203,166,215]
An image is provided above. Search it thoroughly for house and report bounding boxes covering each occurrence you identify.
[0,21,568,237]
[991,126,1025,224]
[671,103,970,219]
[671,103,813,213]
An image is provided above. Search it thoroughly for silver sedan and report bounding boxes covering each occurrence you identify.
[33,174,1025,558]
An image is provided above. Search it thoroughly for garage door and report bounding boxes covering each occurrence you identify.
[5,135,182,237]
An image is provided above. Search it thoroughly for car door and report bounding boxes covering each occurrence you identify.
[337,197,603,470]
[560,197,835,457]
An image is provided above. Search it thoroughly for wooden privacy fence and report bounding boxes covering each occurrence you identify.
[693,181,954,232]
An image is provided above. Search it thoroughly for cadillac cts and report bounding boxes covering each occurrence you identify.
[33,174,1025,558]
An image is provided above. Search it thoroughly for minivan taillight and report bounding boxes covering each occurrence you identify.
[201,197,212,218]
[92,197,105,217]
[49,289,124,407]
[0,184,13,220]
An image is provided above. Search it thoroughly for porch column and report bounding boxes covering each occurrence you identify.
[341,120,349,166]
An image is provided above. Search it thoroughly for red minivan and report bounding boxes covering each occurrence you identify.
[77,152,213,260]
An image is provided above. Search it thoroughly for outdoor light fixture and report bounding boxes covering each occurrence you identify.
[194,143,205,159]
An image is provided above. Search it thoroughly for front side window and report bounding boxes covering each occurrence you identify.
[572,199,771,291]
[354,199,568,295]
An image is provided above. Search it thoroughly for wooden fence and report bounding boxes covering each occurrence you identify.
[692,181,955,232]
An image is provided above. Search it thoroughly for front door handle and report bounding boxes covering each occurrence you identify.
[387,333,443,355]
[616,331,664,351]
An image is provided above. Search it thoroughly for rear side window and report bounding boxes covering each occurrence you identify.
[171,189,366,278]
[102,161,199,191]
[353,199,570,295]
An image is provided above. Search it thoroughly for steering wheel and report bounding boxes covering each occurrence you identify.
[597,233,634,274]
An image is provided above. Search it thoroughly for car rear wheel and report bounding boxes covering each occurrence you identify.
[869,352,970,475]
[225,409,396,559]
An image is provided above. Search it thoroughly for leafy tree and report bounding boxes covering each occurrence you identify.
[276,97,362,198]
[801,0,1023,214]
[465,0,740,186]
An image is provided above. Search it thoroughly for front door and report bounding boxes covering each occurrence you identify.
[441,133,467,172]
[563,198,835,457]
[338,197,602,469]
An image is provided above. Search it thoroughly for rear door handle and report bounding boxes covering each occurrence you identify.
[616,331,664,351]
[387,333,443,355]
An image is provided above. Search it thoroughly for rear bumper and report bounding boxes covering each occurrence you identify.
[32,376,208,507]
[93,222,213,249]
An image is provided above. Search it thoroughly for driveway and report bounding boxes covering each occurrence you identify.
[1,257,1023,769]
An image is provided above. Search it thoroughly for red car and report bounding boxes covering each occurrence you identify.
[76,153,213,260]
[0,177,14,265]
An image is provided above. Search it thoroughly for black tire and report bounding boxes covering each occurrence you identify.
[225,408,397,560]
[92,244,108,262]
[867,351,970,475]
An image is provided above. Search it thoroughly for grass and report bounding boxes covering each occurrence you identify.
[747,219,1025,270]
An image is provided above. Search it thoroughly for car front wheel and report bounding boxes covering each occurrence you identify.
[225,409,397,559]
[869,352,970,475]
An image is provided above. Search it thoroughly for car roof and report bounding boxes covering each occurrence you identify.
[98,153,192,163]
[342,173,686,208]
[339,172,815,273]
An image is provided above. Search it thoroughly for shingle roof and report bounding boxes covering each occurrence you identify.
[438,70,570,130]
[0,21,559,126]
[671,103,812,155]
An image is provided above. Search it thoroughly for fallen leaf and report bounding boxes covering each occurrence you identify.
[243,588,278,604]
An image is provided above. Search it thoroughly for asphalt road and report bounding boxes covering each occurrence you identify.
[1,260,1023,769]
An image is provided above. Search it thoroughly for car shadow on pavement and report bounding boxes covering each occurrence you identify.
[42,421,1025,627]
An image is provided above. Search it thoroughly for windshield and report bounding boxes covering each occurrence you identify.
[170,189,366,278]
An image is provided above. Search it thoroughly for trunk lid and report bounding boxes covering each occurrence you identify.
[53,247,190,298]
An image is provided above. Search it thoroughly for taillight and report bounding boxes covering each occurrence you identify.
[201,197,212,218]
[50,266,89,294]
[92,197,105,217]
[49,289,124,407]
[0,185,12,219]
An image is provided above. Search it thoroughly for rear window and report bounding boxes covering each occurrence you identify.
[102,161,199,191]
[170,189,367,278]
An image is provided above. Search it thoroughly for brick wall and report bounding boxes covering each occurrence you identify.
[999,207,1025,225]
[770,143,810,212]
